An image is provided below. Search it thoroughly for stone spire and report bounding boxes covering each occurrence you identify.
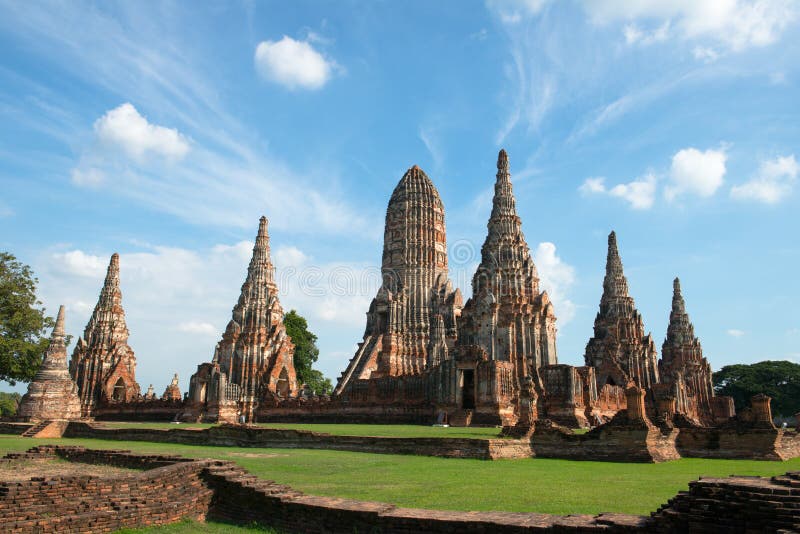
[213,216,297,421]
[70,253,140,414]
[658,277,715,424]
[82,253,130,348]
[18,305,82,421]
[663,278,692,353]
[584,231,659,390]
[456,149,557,381]
[335,165,462,395]
[602,231,629,301]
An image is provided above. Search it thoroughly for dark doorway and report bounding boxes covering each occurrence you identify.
[112,378,126,401]
[462,369,475,409]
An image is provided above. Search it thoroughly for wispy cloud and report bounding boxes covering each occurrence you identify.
[579,173,657,210]
[727,328,745,337]
[0,3,377,238]
[583,0,799,53]
[731,154,798,204]
[486,1,558,144]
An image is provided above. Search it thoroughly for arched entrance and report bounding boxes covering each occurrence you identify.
[112,378,126,401]
[276,368,290,398]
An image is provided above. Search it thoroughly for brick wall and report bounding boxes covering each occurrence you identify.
[0,447,214,533]
[65,422,532,459]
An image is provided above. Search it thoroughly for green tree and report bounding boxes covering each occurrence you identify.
[0,391,21,417]
[0,252,54,385]
[284,309,332,395]
[713,360,800,417]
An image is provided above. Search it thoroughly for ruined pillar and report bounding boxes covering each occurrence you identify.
[626,385,647,423]
[750,393,774,426]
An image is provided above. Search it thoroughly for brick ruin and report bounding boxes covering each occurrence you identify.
[187,216,299,423]
[334,165,462,393]
[69,253,141,415]
[17,306,82,422]
[25,147,784,461]
[2,445,800,533]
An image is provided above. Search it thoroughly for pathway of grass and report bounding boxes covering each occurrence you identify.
[2,435,797,516]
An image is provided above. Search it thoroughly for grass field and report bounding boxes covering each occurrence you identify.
[97,422,504,439]
[2,434,798,516]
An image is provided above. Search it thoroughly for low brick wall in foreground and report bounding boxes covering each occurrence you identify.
[1,446,799,533]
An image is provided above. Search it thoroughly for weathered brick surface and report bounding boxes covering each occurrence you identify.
[676,425,800,460]
[65,422,532,459]
[0,447,213,533]
[531,418,680,463]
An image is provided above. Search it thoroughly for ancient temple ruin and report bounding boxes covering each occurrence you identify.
[335,165,462,395]
[17,306,82,421]
[444,149,558,424]
[70,253,140,416]
[653,278,720,425]
[188,216,298,422]
[584,232,659,391]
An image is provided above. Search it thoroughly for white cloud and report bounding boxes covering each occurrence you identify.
[624,20,671,45]
[731,154,798,204]
[666,147,727,201]
[579,177,607,195]
[176,321,218,336]
[94,103,190,161]
[583,0,798,53]
[274,245,310,269]
[70,167,106,187]
[692,46,720,62]
[579,173,657,210]
[727,328,745,337]
[53,250,109,278]
[486,0,550,24]
[533,242,577,324]
[254,36,335,90]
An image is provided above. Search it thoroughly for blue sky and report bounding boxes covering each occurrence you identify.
[1,0,799,394]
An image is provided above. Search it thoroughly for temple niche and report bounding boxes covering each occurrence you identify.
[17,306,83,422]
[70,253,141,416]
[584,232,659,392]
[335,165,462,396]
[188,216,298,423]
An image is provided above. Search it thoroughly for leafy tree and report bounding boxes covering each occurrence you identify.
[284,310,332,395]
[0,253,54,385]
[0,391,21,417]
[713,360,800,417]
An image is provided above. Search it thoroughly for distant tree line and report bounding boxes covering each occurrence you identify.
[713,360,800,418]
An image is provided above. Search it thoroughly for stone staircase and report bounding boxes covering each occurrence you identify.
[20,420,69,438]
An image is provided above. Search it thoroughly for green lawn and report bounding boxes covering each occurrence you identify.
[97,421,503,439]
[2,434,798,516]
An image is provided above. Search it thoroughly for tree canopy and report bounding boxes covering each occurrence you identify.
[0,391,21,417]
[284,309,332,395]
[0,252,54,385]
[713,360,800,417]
